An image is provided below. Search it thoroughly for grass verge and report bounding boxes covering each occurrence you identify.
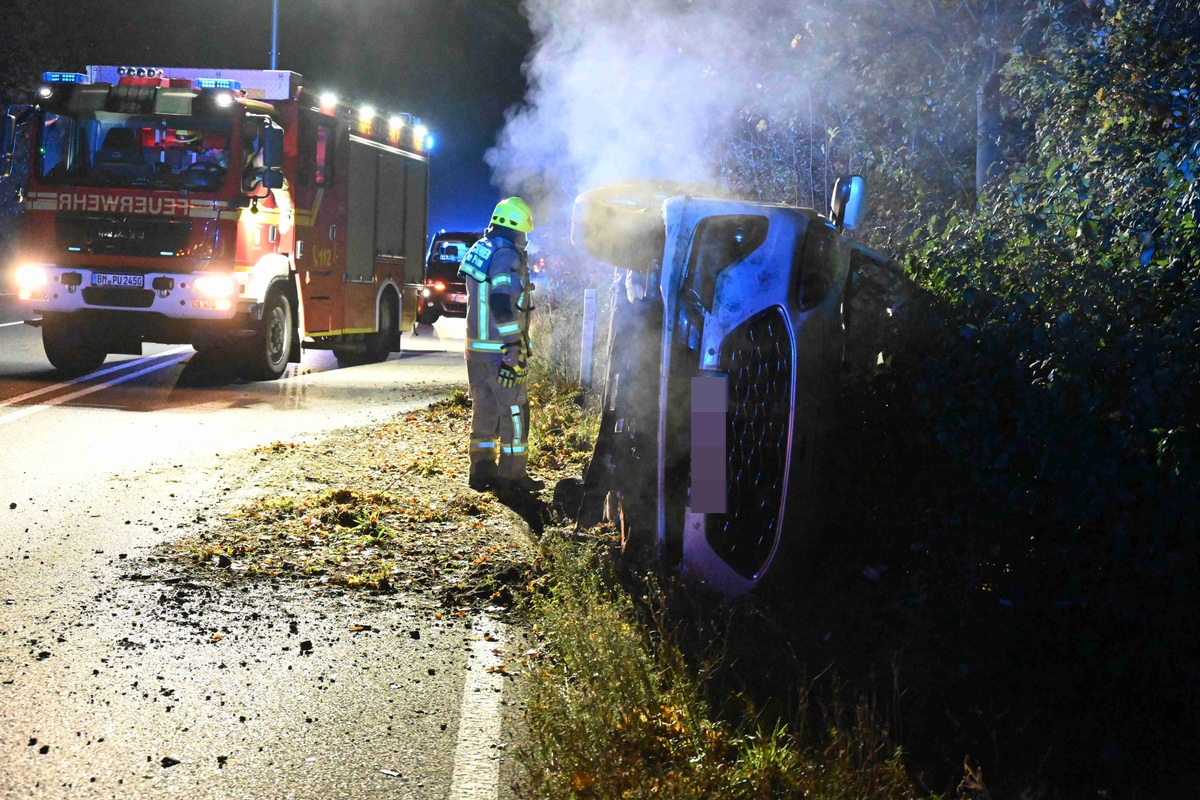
[520,534,933,799]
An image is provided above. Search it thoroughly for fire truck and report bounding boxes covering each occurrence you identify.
[568,180,918,597]
[1,65,430,379]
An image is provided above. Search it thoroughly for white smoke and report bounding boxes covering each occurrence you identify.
[487,0,819,229]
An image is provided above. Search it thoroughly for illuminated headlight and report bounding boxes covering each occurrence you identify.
[431,280,447,292]
[215,92,233,108]
[193,275,238,298]
[15,264,49,294]
[37,85,54,100]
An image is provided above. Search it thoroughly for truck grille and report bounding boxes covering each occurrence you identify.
[707,307,793,580]
[82,286,155,308]
[56,215,192,258]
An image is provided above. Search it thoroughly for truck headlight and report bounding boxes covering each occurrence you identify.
[193,275,238,298]
[15,264,49,298]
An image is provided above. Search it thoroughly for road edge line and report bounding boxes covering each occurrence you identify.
[448,616,507,800]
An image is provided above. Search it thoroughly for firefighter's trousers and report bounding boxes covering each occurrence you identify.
[466,357,530,480]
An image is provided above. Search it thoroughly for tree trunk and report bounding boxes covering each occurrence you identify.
[975,45,1005,199]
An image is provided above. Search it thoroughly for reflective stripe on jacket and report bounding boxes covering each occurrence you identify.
[459,235,526,357]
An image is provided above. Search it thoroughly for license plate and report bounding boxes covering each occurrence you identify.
[92,272,144,288]
[450,293,467,303]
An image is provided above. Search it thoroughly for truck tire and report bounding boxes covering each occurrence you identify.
[363,292,399,363]
[42,314,107,376]
[243,290,294,381]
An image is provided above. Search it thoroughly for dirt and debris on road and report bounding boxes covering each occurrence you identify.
[162,389,574,611]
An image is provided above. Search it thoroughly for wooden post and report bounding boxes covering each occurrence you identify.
[579,288,597,388]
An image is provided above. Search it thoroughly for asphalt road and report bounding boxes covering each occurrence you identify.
[0,295,525,799]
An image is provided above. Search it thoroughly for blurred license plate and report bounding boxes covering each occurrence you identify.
[92,273,144,288]
[450,293,467,303]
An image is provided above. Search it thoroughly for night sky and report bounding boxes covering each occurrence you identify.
[73,0,533,233]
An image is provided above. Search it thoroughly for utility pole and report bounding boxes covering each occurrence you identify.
[270,0,279,69]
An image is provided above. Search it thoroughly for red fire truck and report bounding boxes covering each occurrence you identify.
[1,65,430,379]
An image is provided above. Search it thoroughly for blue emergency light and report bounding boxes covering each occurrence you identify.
[195,78,243,91]
[42,72,88,84]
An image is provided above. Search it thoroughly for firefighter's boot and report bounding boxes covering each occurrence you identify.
[469,461,500,492]
[505,474,545,493]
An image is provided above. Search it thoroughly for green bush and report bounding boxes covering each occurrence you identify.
[830,2,1200,793]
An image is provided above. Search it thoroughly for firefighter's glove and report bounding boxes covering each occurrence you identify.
[498,353,527,387]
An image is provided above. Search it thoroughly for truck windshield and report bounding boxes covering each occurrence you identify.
[37,109,233,192]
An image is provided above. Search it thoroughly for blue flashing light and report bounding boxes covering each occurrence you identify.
[195,78,243,91]
[424,134,436,151]
[42,72,88,84]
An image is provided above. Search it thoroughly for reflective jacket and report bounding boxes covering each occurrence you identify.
[458,234,529,359]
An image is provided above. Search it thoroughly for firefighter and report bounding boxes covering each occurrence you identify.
[458,197,545,493]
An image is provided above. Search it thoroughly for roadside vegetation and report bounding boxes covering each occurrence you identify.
[519,535,926,800]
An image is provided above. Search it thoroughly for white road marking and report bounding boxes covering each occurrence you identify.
[0,347,193,427]
[0,346,193,410]
[449,618,507,800]
[0,320,27,328]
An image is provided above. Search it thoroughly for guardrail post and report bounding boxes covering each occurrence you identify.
[579,288,597,388]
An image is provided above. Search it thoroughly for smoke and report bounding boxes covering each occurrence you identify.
[487,0,819,231]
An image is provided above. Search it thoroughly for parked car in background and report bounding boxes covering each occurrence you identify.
[419,230,482,324]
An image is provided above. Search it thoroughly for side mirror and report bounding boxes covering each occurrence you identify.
[1,113,17,179]
[830,175,867,231]
[261,124,284,189]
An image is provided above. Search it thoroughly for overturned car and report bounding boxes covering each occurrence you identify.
[565,179,917,597]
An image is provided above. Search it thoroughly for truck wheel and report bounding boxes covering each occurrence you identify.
[42,314,107,376]
[363,293,399,363]
[243,291,294,381]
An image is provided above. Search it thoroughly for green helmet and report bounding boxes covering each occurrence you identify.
[491,196,534,233]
